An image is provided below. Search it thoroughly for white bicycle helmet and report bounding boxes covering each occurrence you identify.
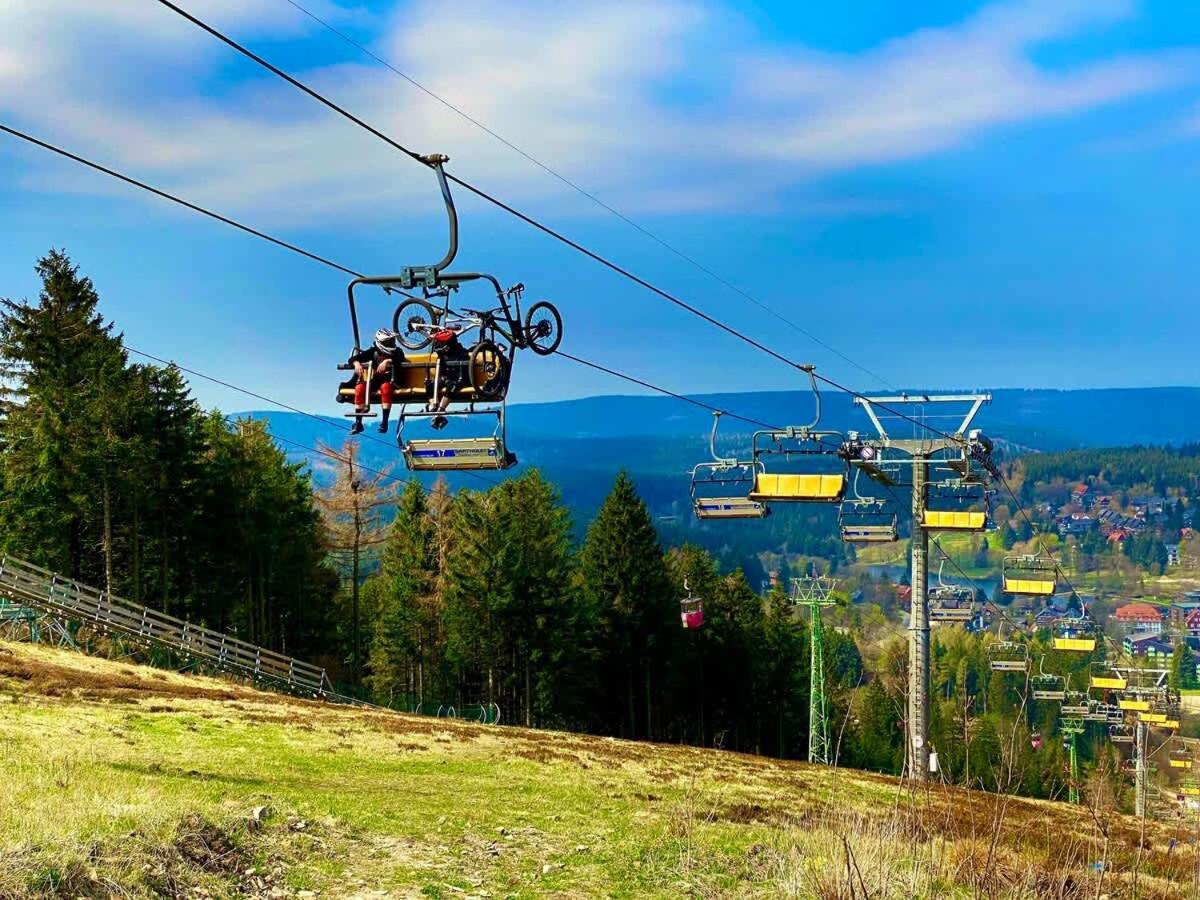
[374,328,399,353]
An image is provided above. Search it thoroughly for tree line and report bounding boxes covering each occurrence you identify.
[0,252,1136,805]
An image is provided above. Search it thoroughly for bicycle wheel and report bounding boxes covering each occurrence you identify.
[523,301,562,356]
[469,339,510,400]
[392,298,438,350]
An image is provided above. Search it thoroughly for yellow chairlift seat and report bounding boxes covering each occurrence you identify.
[1170,757,1193,770]
[1118,698,1151,712]
[1183,785,1200,797]
[1052,637,1096,652]
[1004,577,1057,596]
[1090,675,1128,690]
[692,497,769,520]
[1139,712,1167,723]
[1163,719,1180,730]
[749,472,845,503]
[922,510,987,531]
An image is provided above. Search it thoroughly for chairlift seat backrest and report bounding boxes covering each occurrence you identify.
[1004,577,1057,596]
[403,436,515,471]
[841,523,897,542]
[1052,637,1096,652]
[749,472,845,503]
[922,510,987,531]
[693,498,768,520]
[1118,698,1152,712]
[990,659,1028,672]
[929,607,973,623]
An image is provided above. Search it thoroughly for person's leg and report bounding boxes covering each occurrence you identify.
[377,381,394,433]
[352,361,369,413]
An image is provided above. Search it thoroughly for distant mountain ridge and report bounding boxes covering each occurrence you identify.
[249,385,1200,453]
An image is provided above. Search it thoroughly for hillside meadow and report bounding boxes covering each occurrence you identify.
[0,641,1195,898]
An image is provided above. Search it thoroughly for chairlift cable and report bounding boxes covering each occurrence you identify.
[0,123,780,448]
[147,0,970,442]
[271,0,897,392]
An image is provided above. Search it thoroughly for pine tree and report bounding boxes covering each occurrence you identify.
[368,480,440,706]
[0,250,129,580]
[577,471,673,740]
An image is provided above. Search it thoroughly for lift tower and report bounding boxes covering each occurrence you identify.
[791,574,838,765]
[847,394,993,780]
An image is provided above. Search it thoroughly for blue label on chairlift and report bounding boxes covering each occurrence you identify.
[413,447,498,459]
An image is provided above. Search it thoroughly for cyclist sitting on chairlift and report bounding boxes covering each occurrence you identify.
[348,329,405,435]
[426,325,470,430]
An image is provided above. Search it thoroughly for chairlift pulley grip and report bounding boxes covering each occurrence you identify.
[420,153,450,166]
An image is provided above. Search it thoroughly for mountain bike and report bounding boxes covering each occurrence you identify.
[392,282,562,358]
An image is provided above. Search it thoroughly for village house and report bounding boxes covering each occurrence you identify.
[1123,632,1173,661]
[1114,602,1165,635]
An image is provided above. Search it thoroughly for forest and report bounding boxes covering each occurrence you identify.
[0,252,1133,804]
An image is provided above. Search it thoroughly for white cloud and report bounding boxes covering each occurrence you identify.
[0,0,1190,222]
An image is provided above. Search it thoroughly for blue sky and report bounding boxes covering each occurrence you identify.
[2,0,1200,413]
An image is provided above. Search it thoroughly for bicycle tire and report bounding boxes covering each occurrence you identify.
[469,339,510,400]
[392,298,439,351]
[523,301,562,356]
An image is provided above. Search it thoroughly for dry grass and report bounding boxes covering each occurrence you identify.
[0,640,1196,898]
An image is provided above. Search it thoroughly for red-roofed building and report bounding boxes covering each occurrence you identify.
[1114,602,1164,635]
[1186,609,1200,638]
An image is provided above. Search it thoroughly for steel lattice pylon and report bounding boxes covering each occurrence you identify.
[1061,716,1085,805]
[791,575,838,765]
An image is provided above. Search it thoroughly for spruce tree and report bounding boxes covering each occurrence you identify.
[577,471,673,740]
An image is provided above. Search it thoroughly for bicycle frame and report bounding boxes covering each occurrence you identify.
[345,154,527,350]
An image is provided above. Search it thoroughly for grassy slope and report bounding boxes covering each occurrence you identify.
[0,642,1193,899]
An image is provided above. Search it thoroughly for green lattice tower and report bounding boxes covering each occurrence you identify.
[1061,716,1085,805]
[791,576,838,765]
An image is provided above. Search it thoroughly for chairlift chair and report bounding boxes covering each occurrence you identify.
[838,470,897,542]
[1109,724,1134,744]
[989,640,1029,673]
[1060,692,1091,716]
[397,404,516,471]
[1052,613,1097,653]
[690,413,768,520]
[748,368,848,503]
[337,152,562,469]
[1031,656,1066,701]
[928,562,977,624]
[680,579,704,630]
[1169,750,1194,770]
[1119,697,1153,712]
[1003,555,1058,597]
[1089,663,1128,691]
[921,479,991,532]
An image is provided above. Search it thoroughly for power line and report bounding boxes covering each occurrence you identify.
[0,125,357,278]
[149,0,954,442]
[273,0,896,391]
